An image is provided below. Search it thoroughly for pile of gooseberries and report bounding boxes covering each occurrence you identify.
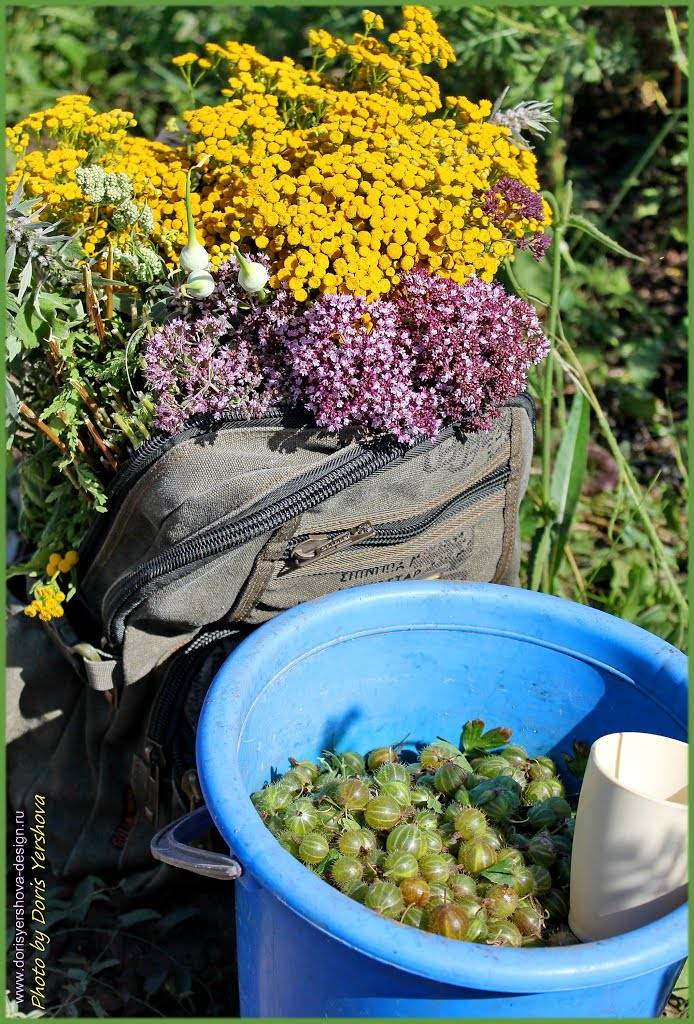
[251,719,581,947]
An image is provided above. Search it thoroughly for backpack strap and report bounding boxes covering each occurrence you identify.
[40,615,122,694]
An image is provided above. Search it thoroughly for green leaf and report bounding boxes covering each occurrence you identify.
[6,379,19,422]
[479,856,516,885]
[460,720,512,755]
[563,740,590,779]
[14,300,45,349]
[155,907,199,933]
[460,720,485,753]
[16,257,33,302]
[118,907,162,926]
[548,391,590,585]
[143,965,169,997]
[566,214,644,261]
[6,243,17,282]
[529,523,552,592]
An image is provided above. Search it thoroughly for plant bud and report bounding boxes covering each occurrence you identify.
[183,269,215,298]
[235,246,270,295]
[180,161,210,273]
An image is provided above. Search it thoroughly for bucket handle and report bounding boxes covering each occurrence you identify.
[150,807,242,881]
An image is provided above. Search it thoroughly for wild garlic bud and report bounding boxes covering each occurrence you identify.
[179,160,210,274]
[234,246,269,296]
[182,268,215,299]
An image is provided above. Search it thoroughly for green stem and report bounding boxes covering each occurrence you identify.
[185,166,196,243]
[573,111,683,260]
[539,192,565,592]
[542,194,563,508]
[555,331,688,622]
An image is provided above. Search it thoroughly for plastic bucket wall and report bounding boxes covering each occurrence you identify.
[197,581,688,1018]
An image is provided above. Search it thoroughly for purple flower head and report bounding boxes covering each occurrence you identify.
[484,175,545,224]
[518,231,551,262]
[143,312,275,432]
[391,270,548,432]
[143,266,548,443]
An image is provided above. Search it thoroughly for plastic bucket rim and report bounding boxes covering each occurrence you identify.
[197,580,688,994]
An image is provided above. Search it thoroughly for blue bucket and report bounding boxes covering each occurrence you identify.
[190,581,687,1018]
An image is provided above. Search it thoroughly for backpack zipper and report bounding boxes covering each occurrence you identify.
[290,464,510,565]
[77,407,309,579]
[102,431,432,648]
[79,395,535,581]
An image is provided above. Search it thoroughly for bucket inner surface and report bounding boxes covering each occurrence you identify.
[237,625,685,794]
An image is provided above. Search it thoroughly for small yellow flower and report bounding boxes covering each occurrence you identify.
[172,52,199,67]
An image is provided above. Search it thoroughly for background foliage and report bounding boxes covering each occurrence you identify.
[5,4,688,1017]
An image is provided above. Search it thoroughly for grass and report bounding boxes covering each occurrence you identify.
[4,4,688,1016]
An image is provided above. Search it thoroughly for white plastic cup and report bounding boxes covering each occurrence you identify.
[569,732,688,941]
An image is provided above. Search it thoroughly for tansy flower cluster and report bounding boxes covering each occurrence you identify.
[23,550,78,621]
[6,8,549,298]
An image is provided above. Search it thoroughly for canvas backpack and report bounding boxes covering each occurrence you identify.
[8,396,534,876]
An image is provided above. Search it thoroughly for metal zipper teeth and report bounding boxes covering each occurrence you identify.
[104,438,408,648]
[76,407,307,578]
[289,465,510,557]
[79,395,534,578]
[357,465,509,547]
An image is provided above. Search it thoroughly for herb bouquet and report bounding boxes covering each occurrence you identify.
[6,7,552,628]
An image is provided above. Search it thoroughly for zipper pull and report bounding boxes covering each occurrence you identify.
[143,741,165,826]
[181,768,203,813]
[291,522,375,564]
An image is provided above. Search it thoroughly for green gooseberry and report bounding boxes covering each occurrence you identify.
[522,779,555,805]
[400,877,431,906]
[401,905,425,928]
[375,762,410,785]
[434,762,468,796]
[386,823,425,857]
[509,866,535,897]
[426,903,469,940]
[384,851,419,881]
[367,746,398,771]
[496,847,525,869]
[487,920,523,947]
[341,751,366,775]
[542,888,570,921]
[458,839,497,875]
[422,830,444,855]
[364,795,401,831]
[298,832,330,866]
[380,780,412,808]
[365,880,405,918]
[483,884,519,920]
[334,777,370,810]
[527,833,556,868]
[474,755,514,779]
[465,913,488,943]
[513,901,545,939]
[331,856,364,892]
[415,810,440,832]
[450,873,477,899]
[452,786,471,806]
[528,864,552,895]
[419,854,453,884]
[284,800,319,837]
[500,744,528,766]
[453,807,487,840]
